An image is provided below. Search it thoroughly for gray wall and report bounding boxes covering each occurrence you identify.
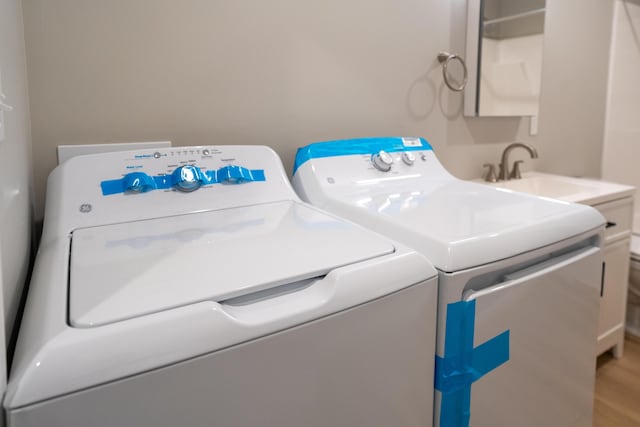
[531,0,613,178]
[0,0,33,386]
[602,0,640,210]
[22,0,613,219]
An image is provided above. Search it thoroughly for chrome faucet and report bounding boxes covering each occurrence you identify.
[498,143,538,181]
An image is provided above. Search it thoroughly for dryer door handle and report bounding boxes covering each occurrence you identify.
[463,245,601,301]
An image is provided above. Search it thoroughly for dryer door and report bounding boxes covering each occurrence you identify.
[437,246,601,427]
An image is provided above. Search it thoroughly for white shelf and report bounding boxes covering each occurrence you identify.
[484,8,545,26]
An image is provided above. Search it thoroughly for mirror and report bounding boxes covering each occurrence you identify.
[464,0,546,117]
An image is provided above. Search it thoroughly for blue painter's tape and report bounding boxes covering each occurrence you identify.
[217,165,266,184]
[100,166,266,196]
[171,165,205,186]
[292,136,433,174]
[439,387,471,427]
[153,175,174,189]
[100,179,126,196]
[435,300,510,427]
[102,171,165,195]
[123,172,156,193]
[472,331,510,381]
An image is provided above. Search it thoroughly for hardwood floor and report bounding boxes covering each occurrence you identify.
[594,336,640,426]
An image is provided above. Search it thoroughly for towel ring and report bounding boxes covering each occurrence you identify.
[437,51,468,92]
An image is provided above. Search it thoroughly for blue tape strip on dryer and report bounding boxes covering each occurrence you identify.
[435,300,510,427]
[100,165,266,196]
[293,136,433,173]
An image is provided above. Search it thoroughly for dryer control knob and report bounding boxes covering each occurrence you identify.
[371,150,393,172]
[172,165,203,192]
[401,151,416,166]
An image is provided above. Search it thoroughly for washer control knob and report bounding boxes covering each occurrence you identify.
[371,150,393,172]
[172,165,203,192]
[123,172,155,193]
[401,151,416,166]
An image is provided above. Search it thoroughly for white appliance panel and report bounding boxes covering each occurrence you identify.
[6,144,439,426]
[292,137,604,427]
[8,240,433,408]
[8,278,437,427]
[70,201,394,327]
[462,246,600,426]
[42,145,297,241]
[293,149,604,272]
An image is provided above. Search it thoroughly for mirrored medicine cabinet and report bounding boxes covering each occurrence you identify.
[464,0,546,118]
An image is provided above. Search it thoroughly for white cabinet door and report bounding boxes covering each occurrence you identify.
[597,238,631,353]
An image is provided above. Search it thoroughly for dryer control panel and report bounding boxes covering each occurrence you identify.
[292,137,454,189]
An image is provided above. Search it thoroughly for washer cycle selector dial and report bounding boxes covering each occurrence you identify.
[172,165,203,192]
[371,150,393,172]
[123,172,155,193]
[402,151,416,166]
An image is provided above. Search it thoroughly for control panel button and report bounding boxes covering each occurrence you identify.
[371,150,393,172]
[401,151,416,166]
[218,165,246,184]
[202,149,210,156]
[172,165,203,192]
[153,152,161,159]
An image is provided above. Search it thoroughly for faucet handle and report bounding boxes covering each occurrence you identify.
[509,160,524,180]
[483,163,498,183]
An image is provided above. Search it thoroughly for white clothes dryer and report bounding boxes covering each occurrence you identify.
[4,145,438,427]
[292,137,606,427]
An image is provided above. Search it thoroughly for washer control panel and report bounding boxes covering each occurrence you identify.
[52,145,295,232]
[99,147,266,196]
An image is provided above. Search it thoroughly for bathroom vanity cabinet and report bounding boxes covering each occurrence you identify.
[589,197,633,357]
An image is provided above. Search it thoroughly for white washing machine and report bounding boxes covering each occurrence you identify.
[4,145,439,427]
[292,137,606,427]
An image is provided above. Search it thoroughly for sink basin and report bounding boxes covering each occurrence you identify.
[474,172,635,205]
[491,175,595,199]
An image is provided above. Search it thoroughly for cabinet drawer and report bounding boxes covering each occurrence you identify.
[593,198,633,243]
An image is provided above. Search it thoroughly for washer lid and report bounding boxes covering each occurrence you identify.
[69,201,395,327]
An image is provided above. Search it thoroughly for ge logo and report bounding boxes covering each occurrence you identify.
[79,204,92,213]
